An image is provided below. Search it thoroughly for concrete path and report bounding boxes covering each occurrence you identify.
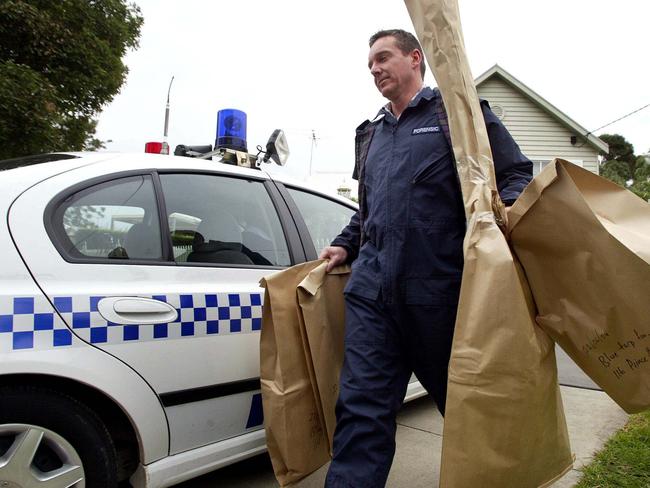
[177,386,628,487]
[556,346,600,391]
[553,386,628,487]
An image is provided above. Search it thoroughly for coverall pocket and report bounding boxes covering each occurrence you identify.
[343,293,386,344]
[344,267,380,301]
[411,151,450,184]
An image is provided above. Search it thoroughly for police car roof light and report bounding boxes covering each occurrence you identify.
[145,141,165,154]
[215,109,247,152]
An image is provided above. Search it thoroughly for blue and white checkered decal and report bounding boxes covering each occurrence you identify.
[0,296,74,352]
[0,293,263,352]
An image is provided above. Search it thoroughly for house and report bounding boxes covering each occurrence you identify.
[475,65,608,175]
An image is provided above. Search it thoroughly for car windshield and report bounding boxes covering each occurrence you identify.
[0,153,79,172]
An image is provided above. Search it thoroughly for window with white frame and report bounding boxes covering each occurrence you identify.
[532,159,583,176]
[532,160,551,176]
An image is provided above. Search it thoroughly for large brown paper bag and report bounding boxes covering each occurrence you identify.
[509,159,650,413]
[442,214,573,488]
[404,0,573,486]
[297,261,349,448]
[260,260,349,486]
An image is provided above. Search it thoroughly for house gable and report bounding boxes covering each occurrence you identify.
[475,65,607,175]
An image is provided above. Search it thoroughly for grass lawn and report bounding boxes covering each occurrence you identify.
[575,409,650,488]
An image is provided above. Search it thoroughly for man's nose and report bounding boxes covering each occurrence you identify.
[370,63,381,77]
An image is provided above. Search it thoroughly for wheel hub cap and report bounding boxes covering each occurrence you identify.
[0,424,84,488]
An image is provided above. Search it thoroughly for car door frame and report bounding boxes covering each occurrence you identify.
[269,180,358,261]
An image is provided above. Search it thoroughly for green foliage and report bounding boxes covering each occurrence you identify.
[0,0,143,159]
[598,134,650,201]
[0,61,59,157]
[599,133,636,166]
[630,157,650,201]
[631,181,650,202]
[601,159,630,187]
[576,410,650,488]
[634,156,650,182]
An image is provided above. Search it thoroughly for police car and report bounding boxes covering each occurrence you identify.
[0,120,425,487]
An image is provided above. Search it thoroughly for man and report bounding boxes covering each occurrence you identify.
[320,29,532,487]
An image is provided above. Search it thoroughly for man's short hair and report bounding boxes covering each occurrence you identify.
[369,29,426,78]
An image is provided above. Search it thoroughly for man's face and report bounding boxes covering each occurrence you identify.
[368,36,420,101]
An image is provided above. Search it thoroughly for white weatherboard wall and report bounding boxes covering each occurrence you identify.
[477,76,600,175]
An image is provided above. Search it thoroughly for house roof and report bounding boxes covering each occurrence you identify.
[475,65,609,153]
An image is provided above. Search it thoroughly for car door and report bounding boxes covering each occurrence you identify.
[9,163,304,455]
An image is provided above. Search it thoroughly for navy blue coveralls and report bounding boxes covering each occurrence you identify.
[325,87,533,488]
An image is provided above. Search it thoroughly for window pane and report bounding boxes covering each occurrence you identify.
[159,174,290,266]
[59,175,162,260]
[286,188,356,255]
[533,160,551,176]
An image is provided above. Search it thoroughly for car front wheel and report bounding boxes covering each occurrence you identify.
[0,385,118,488]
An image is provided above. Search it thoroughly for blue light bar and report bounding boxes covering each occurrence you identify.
[215,109,247,152]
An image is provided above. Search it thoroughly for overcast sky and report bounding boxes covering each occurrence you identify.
[96,0,650,189]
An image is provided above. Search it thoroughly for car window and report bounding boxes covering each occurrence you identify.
[159,173,290,267]
[286,187,356,255]
[56,175,162,260]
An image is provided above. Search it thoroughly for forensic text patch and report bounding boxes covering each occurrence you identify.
[412,126,440,135]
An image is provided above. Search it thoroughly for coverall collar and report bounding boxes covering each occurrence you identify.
[377,86,437,121]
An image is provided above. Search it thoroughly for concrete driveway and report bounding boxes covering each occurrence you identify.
[175,391,626,487]
[175,350,627,487]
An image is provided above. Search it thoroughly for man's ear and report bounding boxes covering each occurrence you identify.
[411,49,422,69]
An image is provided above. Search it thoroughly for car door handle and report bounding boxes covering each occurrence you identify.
[97,297,178,325]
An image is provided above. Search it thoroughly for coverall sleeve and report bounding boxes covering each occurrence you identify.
[482,101,533,205]
[330,210,361,263]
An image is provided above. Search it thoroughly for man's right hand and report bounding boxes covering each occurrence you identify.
[319,246,348,272]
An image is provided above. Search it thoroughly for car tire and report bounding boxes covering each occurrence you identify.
[0,385,118,487]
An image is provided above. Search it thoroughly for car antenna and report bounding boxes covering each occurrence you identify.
[162,75,175,155]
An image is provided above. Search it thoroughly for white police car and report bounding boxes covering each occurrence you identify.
[0,132,425,487]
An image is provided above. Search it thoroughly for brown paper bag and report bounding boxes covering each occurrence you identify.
[439,213,573,488]
[509,159,650,413]
[404,1,574,486]
[260,260,349,486]
[297,261,349,448]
